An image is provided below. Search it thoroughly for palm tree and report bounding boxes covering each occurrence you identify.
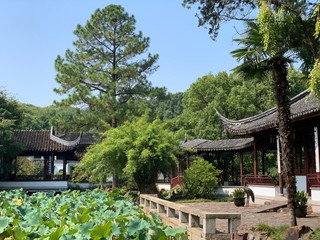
[230,1,310,225]
[182,0,320,228]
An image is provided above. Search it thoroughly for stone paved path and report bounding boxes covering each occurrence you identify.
[181,202,320,233]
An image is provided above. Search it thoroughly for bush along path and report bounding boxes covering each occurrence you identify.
[0,189,188,239]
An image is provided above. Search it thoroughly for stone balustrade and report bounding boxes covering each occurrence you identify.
[140,194,241,240]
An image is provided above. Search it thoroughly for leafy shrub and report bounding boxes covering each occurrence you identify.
[296,190,308,207]
[232,188,245,198]
[183,157,221,198]
[255,224,291,240]
[0,189,188,239]
[311,228,320,240]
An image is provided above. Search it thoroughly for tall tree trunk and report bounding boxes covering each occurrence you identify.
[111,115,119,189]
[271,58,297,226]
[112,170,118,189]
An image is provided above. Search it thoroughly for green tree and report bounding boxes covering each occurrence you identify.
[150,92,184,120]
[180,72,231,139]
[0,90,23,128]
[0,90,23,179]
[54,4,159,130]
[183,157,221,198]
[73,115,181,193]
[179,68,306,141]
[115,87,183,124]
[54,5,159,187]
[179,71,277,140]
[124,118,180,193]
[182,0,256,40]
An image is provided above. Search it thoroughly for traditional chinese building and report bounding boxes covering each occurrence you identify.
[178,137,254,186]
[0,127,96,191]
[217,89,320,196]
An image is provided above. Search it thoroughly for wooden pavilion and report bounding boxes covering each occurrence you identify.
[176,137,254,186]
[217,89,320,195]
[0,127,96,191]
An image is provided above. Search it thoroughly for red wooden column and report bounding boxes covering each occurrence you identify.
[50,153,54,180]
[239,151,244,186]
[43,155,49,180]
[261,150,265,175]
[253,141,258,177]
[62,155,67,180]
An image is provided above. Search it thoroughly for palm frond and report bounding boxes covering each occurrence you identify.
[232,59,270,79]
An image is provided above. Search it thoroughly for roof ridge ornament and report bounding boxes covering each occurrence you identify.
[50,127,81,147]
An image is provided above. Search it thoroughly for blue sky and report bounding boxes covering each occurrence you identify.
[0,1,242,107]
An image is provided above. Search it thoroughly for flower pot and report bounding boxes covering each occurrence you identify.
[233,197,245,207]
[295,206,307,217]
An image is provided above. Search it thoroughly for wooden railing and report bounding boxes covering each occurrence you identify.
[243,175,275,186]
[295,168,316,175]
[140,194,241,239]
[170,176,183,187]
[307,173,320,188]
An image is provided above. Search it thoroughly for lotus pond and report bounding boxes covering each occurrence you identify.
[0,189,188,239]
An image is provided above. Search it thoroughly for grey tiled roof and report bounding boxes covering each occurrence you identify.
[217,90,320,135]
[14,130,96,153]
[180,138,254,151]
[14,130,74,152]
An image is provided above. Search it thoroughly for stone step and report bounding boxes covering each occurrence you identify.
[254,201,288,213]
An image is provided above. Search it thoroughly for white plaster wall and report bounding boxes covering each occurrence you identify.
[215,186,238,196]
[156,183,171,191]
[311,188,320,201]
[0,181,68,190]
[248,185,280,197]
[296,176,307,192]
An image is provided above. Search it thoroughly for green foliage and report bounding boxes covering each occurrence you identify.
[74,115,182,193]
[313,3,320,39]
[287,67,308,97]
[296,191,308,207]
[180,71,272,139]
[179,67,306,141]
[255,223,276,234]
[182,0,256,40]
[0,90,23,173]
[0,189,188,239]
[17,89,180,134]
[311,228,320,240]
[255,224,289,240]
[15,157,42,176]
[54,4,158,128]
[0,90,23,127]
[309,59,320,98]
[255,224,320,240]
[72,122,131,183]
[124,117,181,193]
[150,91,184,120]
[232,188,245,198]
[183,157,221,198]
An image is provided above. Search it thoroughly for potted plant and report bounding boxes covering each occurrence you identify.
[232,188,245,207]
[295,191,308,217]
